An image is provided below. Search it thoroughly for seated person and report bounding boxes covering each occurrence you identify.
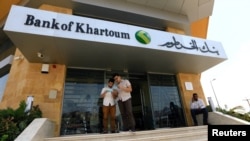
[190,93,208,126]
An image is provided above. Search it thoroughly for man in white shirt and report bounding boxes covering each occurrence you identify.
[113,73,135,132]
[100,78,118,133]
[190,93,208,126]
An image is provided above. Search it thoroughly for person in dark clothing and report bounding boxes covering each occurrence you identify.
[168,102,180,127]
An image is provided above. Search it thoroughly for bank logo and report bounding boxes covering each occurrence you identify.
[135,30,151,44]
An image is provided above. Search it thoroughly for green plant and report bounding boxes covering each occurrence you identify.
[0,100,42,141]
[206,105,212,112]
[216,107,250,122]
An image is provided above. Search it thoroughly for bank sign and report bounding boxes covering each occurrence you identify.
[4,5,226,58]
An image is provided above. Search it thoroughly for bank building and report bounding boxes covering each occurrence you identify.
[0,0,226,137]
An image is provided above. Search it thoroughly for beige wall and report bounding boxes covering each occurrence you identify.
[191,17,209,39]
[0,49,66,136]
[39,4,72,14]
[0,0,21,24]
[176,73,207,126]
[167,17,210,126]
[0,4,72,136]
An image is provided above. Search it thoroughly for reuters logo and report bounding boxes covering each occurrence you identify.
[135,30,151,44]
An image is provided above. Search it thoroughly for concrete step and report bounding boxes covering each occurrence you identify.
[44,126,208,141]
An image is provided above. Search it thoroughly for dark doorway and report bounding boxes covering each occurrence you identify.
[61,69,186,135]
[148,73,186,128]
[129,73,154,131]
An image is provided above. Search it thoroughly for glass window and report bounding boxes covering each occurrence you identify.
[0,74,9,102]
[149,74,185,128]
[61,68,104,135]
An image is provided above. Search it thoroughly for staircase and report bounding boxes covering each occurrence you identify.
[44,126,208,141]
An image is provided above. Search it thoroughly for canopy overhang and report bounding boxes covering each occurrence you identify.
[4,5,227,74]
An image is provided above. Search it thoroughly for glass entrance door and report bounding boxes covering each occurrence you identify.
[148,73,186,128]
[129,73,154,131]
[60,69,186,135]
[60,69,104,135]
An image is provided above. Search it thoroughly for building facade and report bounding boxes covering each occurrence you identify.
[0,0,226,136]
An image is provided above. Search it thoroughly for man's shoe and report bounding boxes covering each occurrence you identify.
[123,129,129,131]
[129,129,136,135]
[130,128,136,132]
[101,131,108,134]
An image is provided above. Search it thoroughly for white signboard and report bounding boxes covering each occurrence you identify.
[185,82,193,90]
[4,5,227,59]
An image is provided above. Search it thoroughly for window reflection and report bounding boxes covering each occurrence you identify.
[61,69,104,135]
[0,74,9,102]
[149,74,185,128]
[60,70,187,135]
